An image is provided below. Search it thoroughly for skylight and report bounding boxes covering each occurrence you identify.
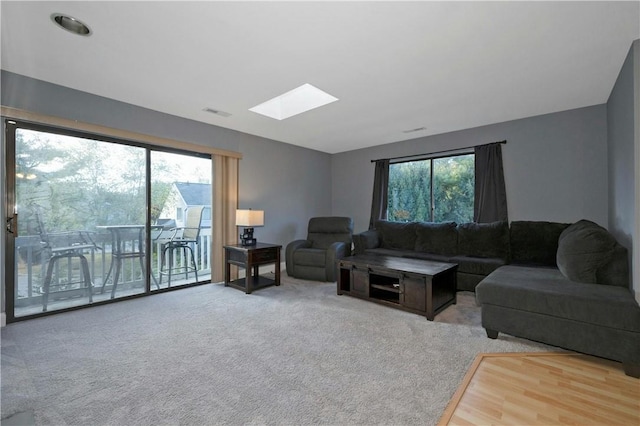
[249,83,338,120]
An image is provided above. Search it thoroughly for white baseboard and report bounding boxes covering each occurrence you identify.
[1,312,6,327]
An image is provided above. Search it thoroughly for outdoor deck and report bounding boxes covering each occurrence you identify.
[14,230,212,317]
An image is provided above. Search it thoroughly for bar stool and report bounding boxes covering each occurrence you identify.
[42,247,93,312]
[158,206,204,287]
[36,210,101,311]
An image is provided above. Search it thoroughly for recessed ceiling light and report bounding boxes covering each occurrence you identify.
[51,13,91,36]
[249,83,338,120]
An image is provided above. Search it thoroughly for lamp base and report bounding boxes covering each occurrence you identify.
[240,237,257,246]
[240,227,257,246]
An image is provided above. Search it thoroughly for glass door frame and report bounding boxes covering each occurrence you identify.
[3,118,212,323]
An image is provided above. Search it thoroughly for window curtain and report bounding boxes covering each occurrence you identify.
[369,159,390,229]
[211,154,239,282]
[474,142,508,223]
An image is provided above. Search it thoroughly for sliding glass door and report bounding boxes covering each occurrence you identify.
[150,150,212,291]
[5,120,212,320]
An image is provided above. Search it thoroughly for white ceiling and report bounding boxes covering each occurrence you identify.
[1,1,639,154]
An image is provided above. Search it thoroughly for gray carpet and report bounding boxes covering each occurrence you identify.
[1,273,555,425]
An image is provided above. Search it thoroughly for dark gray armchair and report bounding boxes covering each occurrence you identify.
[286,217,354,282]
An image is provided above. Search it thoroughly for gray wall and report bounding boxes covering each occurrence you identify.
[607,41,636,292]
[237,132,331,245]
[0,71,332,248]
[332,105,609,234]
[0,71,332,318]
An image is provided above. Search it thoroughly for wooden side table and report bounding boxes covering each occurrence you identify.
[224,242,282,294]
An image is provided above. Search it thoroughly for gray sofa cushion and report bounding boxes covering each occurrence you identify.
[449,255,507,276]
[510,221,570,266]
[404,252,453,263]
[414,221,458,255]
[375,220,417,250]
[477,265,640,333]
[457,220,510,259]
[556,220,618,285]
[364,248,410,258]
[364,248,452,264]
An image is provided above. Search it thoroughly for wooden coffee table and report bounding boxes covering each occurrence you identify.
[337,254,457,320]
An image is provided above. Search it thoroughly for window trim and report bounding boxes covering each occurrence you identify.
[389,149,473,165]
[1,106,242,160]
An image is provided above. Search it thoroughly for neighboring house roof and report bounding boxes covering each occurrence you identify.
[174,182,211,206]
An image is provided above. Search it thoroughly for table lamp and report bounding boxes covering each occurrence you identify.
[236,209,264,246]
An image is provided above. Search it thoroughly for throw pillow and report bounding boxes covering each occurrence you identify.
[556,220,617,284]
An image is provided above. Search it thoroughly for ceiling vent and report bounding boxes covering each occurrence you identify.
[203,107,232,118]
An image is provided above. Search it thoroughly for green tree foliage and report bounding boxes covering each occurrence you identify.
[15,129,199,236]
[387,154,474,223]
[388,160,431,222]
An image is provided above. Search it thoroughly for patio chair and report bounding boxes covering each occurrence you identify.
[158,206,205,287]
[36,211,102,312]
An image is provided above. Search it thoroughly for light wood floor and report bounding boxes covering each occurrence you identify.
[439,352,640,425]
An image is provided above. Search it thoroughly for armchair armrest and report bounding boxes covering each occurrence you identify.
[285,239,312,276]
[325,241,351,282]
[167,226,200,242]
[353,230,381,254]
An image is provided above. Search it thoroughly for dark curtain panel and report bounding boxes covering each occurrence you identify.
[474,142,508,223]
[369,159,390,229]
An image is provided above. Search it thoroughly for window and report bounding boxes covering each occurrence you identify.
[387,153,474,223]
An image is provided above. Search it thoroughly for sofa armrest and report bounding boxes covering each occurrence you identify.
[353,230,381,254]
[325,241,350,282]
[285,239,312,275]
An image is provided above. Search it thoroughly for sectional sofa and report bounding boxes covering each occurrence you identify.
[354,219,512,291]
[353,219,640,377]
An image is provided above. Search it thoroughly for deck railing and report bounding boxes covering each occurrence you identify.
[14,228,212,309]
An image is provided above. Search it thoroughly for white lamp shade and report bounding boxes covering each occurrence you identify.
[236,209,264,227]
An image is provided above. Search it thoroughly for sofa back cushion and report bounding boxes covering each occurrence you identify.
[556,219,628,287]
[375,220,417,250]
[457,221,510,259]
[414,221,458,255]
[510,221,570,266]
